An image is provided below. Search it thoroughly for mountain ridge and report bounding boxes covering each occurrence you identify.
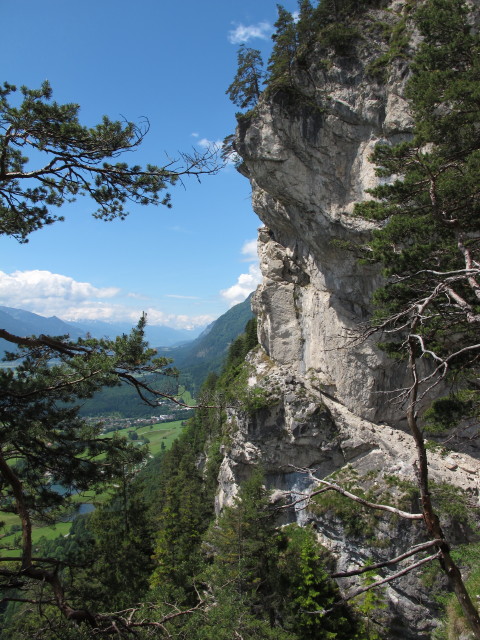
[0,305,207,356]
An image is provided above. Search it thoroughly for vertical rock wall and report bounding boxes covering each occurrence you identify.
[234,22,413,425]
[217,3,480,637]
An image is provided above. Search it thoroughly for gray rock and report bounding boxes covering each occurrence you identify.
[216,2,480,638]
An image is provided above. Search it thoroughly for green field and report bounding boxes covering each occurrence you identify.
[0,420,185,554]
[102,419,185,456]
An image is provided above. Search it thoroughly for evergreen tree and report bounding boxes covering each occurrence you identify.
[355,0,480,406]
[150,442,210,601]
[355,1,480,635]
[204,468,278,606]
[83,484,155,610]
[0,78,219,631]
[296,0,317,48]
[267,6,298,86]
[0,316,177,626]
[0,82,218,243]
[226,45,265,110]
[277,525,357,639]
[202,471,362,639]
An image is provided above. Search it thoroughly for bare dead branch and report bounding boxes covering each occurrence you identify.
[288,466,424,520]
[341,552,441,603]
[331,539,442,578]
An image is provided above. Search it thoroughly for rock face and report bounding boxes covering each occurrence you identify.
[218,2,480,638]
[235,36,414,426]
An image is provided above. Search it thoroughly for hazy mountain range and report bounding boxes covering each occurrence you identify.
[0,298,254,396]
[0,305,206,356]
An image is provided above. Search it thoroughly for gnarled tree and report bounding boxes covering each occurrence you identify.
[0,81,220,242]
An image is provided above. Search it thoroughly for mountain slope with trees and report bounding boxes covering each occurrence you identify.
[159,294,254,393]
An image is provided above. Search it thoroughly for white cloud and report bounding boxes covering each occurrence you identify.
[197,136,241,167]
[228,21,272,44]
[0,270,213,330]
[61,304,213,330]
[0,270,118,308]
[144,309,214,330]
[198,137,222,151]
[241,239,258,262]
[220,263,262,307]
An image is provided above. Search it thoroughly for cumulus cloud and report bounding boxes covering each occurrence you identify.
[241,239,258,262]
[0,270,213,330]
[228,21,272,44]
[220,263,262,307]
[0,270,119,307]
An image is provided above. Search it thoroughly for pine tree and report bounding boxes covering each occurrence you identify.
[84,483,155,610]
[0,79,219,630]
[203,468,279,617]
[355,0,480,386]
[277,525,356,640]
[226,45,265,110]
[0,82,219,243]
[354,1,480,635]
[296,0,317,47]
[267,6,298,86]
[0,316,176,626]
[150,443,209,600]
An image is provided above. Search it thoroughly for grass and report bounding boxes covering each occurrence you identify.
[102,419,185,456]
[0,419,185,555]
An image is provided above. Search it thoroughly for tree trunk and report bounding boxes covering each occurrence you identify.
[407,338,480,638]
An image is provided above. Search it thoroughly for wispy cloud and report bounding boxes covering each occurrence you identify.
[228,21,272,44]
[127,292,149,300]
[168,225,191,234]
[166,294,200,300]
[196,135,239,167]
[198,137,222,151]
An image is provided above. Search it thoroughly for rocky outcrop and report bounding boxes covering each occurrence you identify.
[235,54,414,424]
[217,2,480,638]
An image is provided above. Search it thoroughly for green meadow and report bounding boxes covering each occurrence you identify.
[0,420,185,553]
[102,419,185,456]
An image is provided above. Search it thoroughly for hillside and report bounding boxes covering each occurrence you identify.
[158,294,254,393]
[77,296,254,416]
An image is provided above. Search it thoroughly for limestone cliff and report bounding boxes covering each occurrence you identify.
[218,2,480,638]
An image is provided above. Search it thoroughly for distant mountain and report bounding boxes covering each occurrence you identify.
[71,319,203,346]
[0,306,206,358]
[0,306,85,339]
[159,295,254,393]
[0,298,254,400]
[0,306,85,357]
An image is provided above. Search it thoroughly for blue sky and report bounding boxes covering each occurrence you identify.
[0,0,298,332]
